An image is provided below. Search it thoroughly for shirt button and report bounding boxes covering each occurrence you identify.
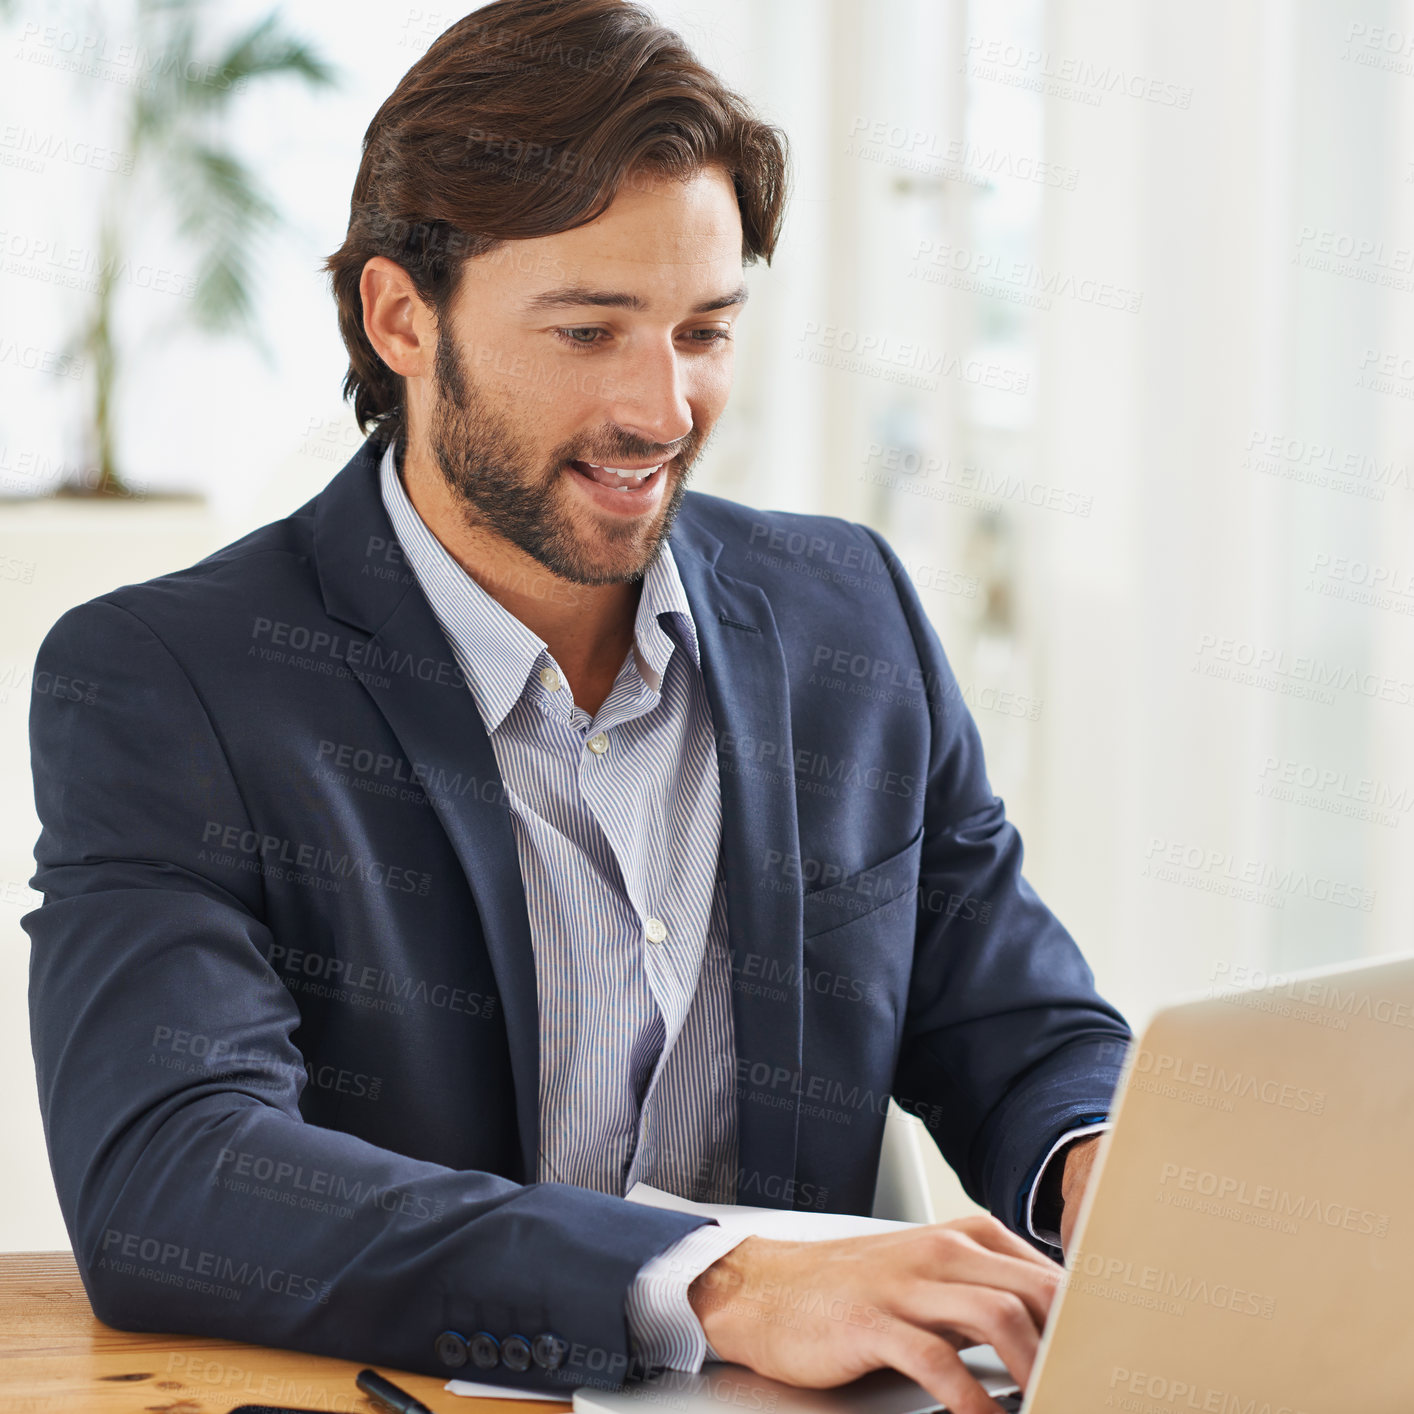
[539,666,561,692]
[645,917,668,944]
[587,732,609,755]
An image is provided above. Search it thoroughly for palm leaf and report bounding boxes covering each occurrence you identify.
[133,6,337,127]
[187,9,339,113]
[167,141,280,333]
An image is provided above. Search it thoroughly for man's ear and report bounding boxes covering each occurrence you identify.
[360,256,437,380]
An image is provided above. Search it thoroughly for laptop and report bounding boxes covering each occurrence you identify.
[574,953,1414,1413]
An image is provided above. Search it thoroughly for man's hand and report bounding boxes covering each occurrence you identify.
[1058,1135,1104,1255]
[687,1215,1062,1414]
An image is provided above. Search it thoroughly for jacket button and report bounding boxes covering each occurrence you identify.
[532,1333,567,1370]
[469,1331,501,1370]
[501,1333,532,1372]
[435,1330,469,1368]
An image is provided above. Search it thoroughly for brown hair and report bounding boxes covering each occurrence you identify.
[323,0,790,438]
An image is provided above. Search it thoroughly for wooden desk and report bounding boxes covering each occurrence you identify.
[0,1251,572,1414]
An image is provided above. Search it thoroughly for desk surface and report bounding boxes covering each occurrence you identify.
[0,1251,572,1414]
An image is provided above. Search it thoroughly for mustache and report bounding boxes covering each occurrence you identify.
[560,432,698,467]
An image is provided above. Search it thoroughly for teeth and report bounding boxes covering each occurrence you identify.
[585,463,662,479]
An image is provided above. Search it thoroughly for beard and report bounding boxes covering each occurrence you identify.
[423,325,702,585]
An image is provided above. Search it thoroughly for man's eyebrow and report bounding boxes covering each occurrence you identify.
[522,283,749,314]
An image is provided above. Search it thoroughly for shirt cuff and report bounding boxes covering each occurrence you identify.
[1025,1122,1112,1247]
[625,1222,752,1372]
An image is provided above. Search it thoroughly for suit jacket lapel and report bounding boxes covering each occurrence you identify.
[672,525,805,1209]
[312,435,542,1183]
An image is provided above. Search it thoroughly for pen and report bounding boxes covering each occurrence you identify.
[355,1367,433,1414]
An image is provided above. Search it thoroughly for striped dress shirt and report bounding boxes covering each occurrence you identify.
[379,442,746,1370]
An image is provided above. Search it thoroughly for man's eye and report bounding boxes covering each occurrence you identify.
[555,327,604,347]
[553,327,732,348]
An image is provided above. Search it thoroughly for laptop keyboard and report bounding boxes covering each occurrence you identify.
[993,1396,1023,1412]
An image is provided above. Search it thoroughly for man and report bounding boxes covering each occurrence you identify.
[25,2,1130,1411]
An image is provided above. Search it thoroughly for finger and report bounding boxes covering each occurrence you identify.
[911,1283,1041,1391]
[912,1227,1061,1328]
[884,1324,1010,1414]
[947,1214,1061,1268]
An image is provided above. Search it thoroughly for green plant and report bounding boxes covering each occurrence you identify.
[67,0,337,496]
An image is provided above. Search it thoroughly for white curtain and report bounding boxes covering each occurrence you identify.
[664,0,1414,1033]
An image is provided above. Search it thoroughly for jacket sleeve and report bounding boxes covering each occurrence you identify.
[863,529,1134,1239]
[24,597,708,1389]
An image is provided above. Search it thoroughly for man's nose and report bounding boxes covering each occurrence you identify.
[599,340,694,448]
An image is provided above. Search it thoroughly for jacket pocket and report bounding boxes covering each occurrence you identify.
[801,825,924,940]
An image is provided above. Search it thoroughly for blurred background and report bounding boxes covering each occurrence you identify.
[4,0,1413,1250]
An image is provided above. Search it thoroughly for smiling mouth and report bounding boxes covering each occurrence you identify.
[568,458,669,491]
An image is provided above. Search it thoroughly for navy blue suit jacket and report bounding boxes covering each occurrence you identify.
[25,429,1130,1389]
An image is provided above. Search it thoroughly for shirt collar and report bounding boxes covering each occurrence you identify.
[377,438,699,731]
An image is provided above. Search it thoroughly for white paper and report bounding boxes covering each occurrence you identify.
[624,1181,916,1241]
[445,1378,574,1401]
[445,1185,917,1397]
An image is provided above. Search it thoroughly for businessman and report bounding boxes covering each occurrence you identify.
[25,2,1130,1412]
